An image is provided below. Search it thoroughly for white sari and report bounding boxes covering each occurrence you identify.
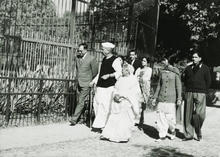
[101,74,141,142]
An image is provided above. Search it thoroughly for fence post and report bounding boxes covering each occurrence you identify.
[37,79,43,123]
[126,0,135,48]
[5,78,12,125]
[64,80,69,120]
[68,0,77,79]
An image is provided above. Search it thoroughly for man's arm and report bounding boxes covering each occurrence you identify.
[175,73,182,105]
[204,65,211,90]
[110,57,122,79]
[153,73,161,99]
[91,57,99,78]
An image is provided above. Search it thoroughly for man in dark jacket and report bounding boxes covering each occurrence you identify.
[128,50,142,74]
[182,52,211,141]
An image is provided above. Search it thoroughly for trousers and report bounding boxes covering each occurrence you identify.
[71,85,90,122]
[156,102,176,138]
[184,92,206,138]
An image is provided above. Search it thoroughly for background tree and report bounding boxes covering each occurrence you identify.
[156,0,220,66]
[0,0,57,36]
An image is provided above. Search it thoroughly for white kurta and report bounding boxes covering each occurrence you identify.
[101,75,141,142]
[92,86,114,128]
[92,57,122,128]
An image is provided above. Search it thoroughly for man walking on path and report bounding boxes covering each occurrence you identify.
[90,42,122,132]
[182,52,211,141]
[69,43,98,126]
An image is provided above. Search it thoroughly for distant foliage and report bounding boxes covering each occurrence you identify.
[157,0,220,66]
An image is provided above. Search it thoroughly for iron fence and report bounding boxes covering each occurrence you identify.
[0,0,159,127]
[0,77,77,127]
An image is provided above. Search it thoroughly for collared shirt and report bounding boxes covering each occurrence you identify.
[82,52,87,60]
[131,59,135,65]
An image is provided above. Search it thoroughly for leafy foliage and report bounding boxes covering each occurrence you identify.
[0,0,57,35]
[157,0,220,66]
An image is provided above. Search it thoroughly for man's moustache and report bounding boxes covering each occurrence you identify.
[77,55,83,58]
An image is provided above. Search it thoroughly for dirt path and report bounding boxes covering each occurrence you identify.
[0,106,220,157]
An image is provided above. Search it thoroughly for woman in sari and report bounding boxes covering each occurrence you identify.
[135,57,152,123]
[100,64,141,143]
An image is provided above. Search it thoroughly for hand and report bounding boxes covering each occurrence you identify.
[89,81,95,87]
[114,94,123,103]
[177,100,182,106]
[152,99,157,106]
[101,74,110,80]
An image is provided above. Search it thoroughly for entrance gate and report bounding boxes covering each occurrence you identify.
[0,0,159,127]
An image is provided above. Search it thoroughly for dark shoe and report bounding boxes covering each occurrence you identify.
[119,140,129,143]
[69,120,77,126]
[197,134,202,141]
[100,136,109,141]
[91,128,103,133]
[182,137,193,141]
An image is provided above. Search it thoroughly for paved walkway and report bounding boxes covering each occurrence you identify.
[0,111,159,150]
[0,121,100,150]
[0,106,220,157]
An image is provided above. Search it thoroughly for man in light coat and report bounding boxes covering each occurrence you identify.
[69,43,98,125]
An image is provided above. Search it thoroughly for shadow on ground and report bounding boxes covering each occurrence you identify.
[139,146,194,157]
[138,124,185,140]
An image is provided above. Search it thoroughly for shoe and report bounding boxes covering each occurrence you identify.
[182,137,193,141]
[155,137,166,142]
[119,140,129,143]
[69,120,77,126]
[100,136,109,141]
[170,130,176,140]
[91,128,103,133]
[197,134,202,141]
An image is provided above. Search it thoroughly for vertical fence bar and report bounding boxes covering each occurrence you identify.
[69,0,77,79]
[126,0,134,48]
[5,79,11,125]
[37,79,43,123]
[64,80,69,120]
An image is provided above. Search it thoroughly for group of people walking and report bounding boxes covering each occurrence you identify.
[69,42,211,143]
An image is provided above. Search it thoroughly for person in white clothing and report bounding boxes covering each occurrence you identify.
[100,64,141,142]
[90,42,122,132]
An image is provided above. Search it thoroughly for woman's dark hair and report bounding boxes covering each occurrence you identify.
[78,43,88,50]
[193,52,202,58]
[142,57,150,63]
[160,56,176,66]
[140,56,150,68]
[119,55,129,62]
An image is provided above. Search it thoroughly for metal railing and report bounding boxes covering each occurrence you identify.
[0,76,76,127]
[0,0,160,128]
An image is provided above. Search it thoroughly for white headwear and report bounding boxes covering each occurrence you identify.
[102,42,115,49]
[123,64,134,75]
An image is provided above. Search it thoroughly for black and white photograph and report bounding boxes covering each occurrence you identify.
[0,0,220,156]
